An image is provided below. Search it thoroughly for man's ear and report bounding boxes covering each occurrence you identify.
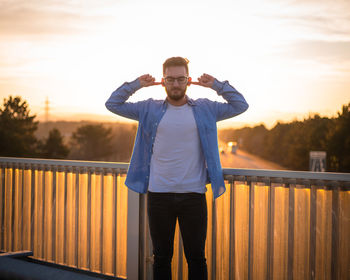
[161,78,165,87]
[187,77,192,86]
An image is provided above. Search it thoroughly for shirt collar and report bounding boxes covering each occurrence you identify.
[163,96,196,106]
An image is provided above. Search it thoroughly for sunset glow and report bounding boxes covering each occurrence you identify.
[0,0,349,128]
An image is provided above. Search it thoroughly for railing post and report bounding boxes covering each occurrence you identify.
[211,196,217,280]
[331,185,340,280]
[127,189,140,280]
[266,178,274,280]
[248,178,255,280]
[309,184,317,280]
[0,163,5,251]
[138,193,148,280]
[287,181,295,280]
[229,177,235,280]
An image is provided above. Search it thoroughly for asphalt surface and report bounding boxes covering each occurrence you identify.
[220,148,285,170]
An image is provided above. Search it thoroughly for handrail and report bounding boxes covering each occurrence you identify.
[1,157,349,182]
[0,157,129,170]
[223,168,350,182]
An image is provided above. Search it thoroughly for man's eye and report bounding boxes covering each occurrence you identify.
[178,77,186,82]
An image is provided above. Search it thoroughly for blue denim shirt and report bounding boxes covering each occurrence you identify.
[105,79,248,199]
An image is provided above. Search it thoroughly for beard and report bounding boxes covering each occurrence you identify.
[165,86,187,101]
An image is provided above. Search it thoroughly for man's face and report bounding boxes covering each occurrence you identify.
[163,66,189,101]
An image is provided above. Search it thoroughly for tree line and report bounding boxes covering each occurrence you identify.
[219,102,350,172]
[2,96,349,172]
[0,96,136,162]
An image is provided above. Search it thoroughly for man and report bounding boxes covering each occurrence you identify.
[105,57,248,280]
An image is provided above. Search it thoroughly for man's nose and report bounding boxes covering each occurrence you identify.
[173,79,179,86]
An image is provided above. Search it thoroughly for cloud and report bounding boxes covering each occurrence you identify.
[277,14,350,40]
[0,0,116,39]
[287,0,349,5]
[273,39,350,76]
[257,0,350,41]
[283,40,350,62]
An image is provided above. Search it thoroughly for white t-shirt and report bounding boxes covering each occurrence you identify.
[148,103,207,193]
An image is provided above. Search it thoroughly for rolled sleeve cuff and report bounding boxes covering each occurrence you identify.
[211,79,225,93]
[129,78,142,91]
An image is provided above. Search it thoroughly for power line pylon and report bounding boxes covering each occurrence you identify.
[45,96,50,123]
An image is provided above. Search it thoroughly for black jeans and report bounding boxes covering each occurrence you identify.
[147,191,208,280]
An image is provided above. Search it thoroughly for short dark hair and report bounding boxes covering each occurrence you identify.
[163,57,189,76]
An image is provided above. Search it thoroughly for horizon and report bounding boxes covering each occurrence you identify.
[33,100,346,130]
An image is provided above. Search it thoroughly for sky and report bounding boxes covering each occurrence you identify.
[0,0,349,128]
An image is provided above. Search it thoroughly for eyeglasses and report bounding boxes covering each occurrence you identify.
[164,76,188,84]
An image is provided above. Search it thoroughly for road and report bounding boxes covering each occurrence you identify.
[220,148,285,170]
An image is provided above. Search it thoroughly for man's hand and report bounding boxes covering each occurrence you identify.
[192,73,215,88]
[138,74,160,87]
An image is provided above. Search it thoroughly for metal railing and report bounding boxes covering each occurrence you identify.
[0,157,349,280]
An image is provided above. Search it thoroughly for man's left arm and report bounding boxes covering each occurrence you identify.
[195,74,249,121]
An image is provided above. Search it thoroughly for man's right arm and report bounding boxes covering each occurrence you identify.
[105,78,142,120]
[105,74,158,121]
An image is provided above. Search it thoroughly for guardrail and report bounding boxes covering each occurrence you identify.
[0,157,349,280]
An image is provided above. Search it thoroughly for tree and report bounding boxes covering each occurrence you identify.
[37,128,70,159]
[110,123,137,162]
[69,124,113,161]
[218,103,349,172]
[0,96,38,157]
[327,103,350,172]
